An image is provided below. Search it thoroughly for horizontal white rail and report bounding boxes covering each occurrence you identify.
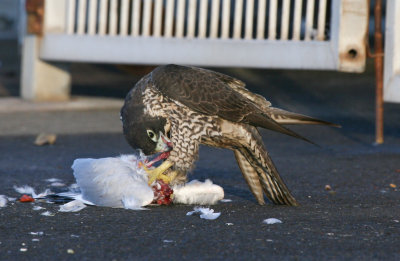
[40,34,336,69]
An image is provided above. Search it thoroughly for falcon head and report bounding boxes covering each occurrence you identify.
[120,92,172,156]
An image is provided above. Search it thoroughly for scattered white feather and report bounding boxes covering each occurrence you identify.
[36,189,53,198]
[13,185,52,198]
[263,218,282,224]
[71,154,153,208]
[41,211,55,216]
[68,183,79,191]
[173,179,224,205]
[45,178,62,183]
[7,197,16,202]
[32,239,40,242]
[59,200,87,212]
[32,206,45,211]
[220,199,232,202]
[0,195,7,207]
[30,232,44,236]
[49,182,66,187]
[163,240,174,243]
[56,192,95,206]
[186,207,221,220]
[226,223,234,226]
[14,185,37,197]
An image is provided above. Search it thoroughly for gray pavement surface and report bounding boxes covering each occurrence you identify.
[1,58,400,260]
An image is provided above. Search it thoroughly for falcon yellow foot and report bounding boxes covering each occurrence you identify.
[142,160,177,185]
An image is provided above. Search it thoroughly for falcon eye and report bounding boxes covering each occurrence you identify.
[146,129,157,142]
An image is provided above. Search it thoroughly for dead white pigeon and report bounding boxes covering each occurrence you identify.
[63,154,224,210]
[70,155,154,209]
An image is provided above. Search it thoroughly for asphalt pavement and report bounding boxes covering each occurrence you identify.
[0,61,400,260]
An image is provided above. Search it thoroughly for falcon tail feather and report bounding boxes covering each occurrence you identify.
[268,108,340,127]
[234,150,265,205]
[237,147,299,206]
[245,112,317,145]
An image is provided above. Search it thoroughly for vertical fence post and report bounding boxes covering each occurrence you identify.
[21,0,71,101]
[374,0,384,144]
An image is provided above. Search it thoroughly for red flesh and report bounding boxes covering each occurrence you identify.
[151,180,173,205]
[19,194,35,202]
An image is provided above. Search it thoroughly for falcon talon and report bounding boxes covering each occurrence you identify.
[144,160,174,185]
[121,64,338,206]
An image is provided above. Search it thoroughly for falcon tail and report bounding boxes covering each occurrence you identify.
[234,127,299,206]
[267,108,340,127]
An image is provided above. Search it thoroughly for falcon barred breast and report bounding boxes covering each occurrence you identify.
[121,64,337,206]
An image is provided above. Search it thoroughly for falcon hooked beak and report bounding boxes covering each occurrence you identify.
[146,133,173,168]
[155,132,173,153]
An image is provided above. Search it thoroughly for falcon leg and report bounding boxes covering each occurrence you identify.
[144,160,177,185]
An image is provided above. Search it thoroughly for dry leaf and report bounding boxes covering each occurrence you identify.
[34,133,57,146]
[389,183,397,188]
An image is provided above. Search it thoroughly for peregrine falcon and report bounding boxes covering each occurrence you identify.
[121,65,336,206]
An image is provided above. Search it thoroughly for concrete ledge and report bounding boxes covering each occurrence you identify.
[0,96,124,113]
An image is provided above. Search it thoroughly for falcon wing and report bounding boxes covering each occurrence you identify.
[185,66,338,127]
[150,64,312,143]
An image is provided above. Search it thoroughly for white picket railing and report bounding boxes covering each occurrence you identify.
[21,0,369,100]
[38,0,367,71]
[63,0,327,40]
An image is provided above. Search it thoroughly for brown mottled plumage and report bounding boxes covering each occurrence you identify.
[121,64,337,206]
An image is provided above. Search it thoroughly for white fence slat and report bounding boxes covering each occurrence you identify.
[281,0,291,40]
[317,0,327,41]
[131,0,141,36]
[98,0,107,35]
[210,0,220,38]
[120,0,130,36]
[187,0,197,38]
[233,0,243,39]
[305,0,315,41]
[256,0,266,40]
[164,0,174,38]
[44,1,69,33]
[142,0,152,36]
[245,0,254,39]
[66,0,76,34]
[77,0,87,35]
[293,0,303,40]
[268,0,277,40]
[109,0,118,36]
[221,0,231,39]
[87,0,97,35]
[176,0,186,38]
[198,0,208,38]
[153,0,163,37]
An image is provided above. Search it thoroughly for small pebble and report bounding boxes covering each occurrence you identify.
[325,185,332,191]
